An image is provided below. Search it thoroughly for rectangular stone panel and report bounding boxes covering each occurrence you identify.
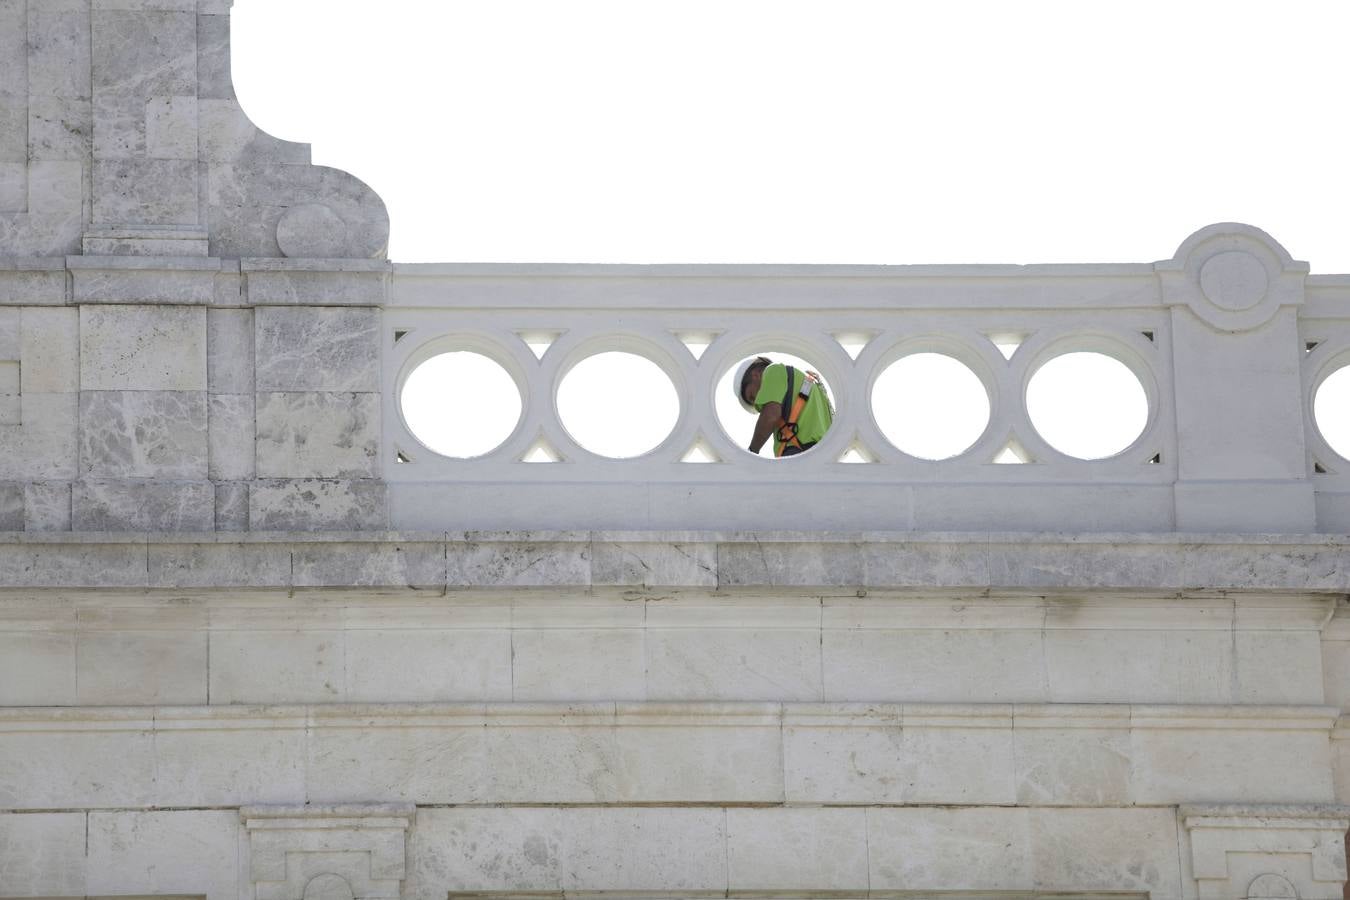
[29,0,91,101]
[613,714,784,803]
[79,390,208,478]
[207,307,253,393]
[86,810,239,900]
[146,538,292,588]
[80,304,207,390]
[20,306,78,393]
[249,478,388,530]
[254,391,379,478]
[0,812,88,897]
[822,627,1044,702]
[29,95,92,162]
[1043,628,1234,704]
[72,479,214,531]
[511,626,646,701]
[0,480,21,527]
[208,392,253,480]
[75,628,207,705]
[255,306,379,392]
[0,630,76,705]
[208,628,346,704]
[214,481,247,531]
[305,718,487,804]
[91,157,198,224]
[557,807,727,892]
[0,725,156,808]
[0,392,78,481]
[22,481,71,531]
[152,717,306,807]
[407,807,563,892]
[0,535,148,587]
[343,628,513,702]
[726,807,869,890]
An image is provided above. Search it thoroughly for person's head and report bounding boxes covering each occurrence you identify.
[733,356,772,413]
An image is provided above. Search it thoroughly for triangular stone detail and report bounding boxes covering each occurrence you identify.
[520,435,564,463]
[679,434,721,463]
[673,331,721,361]
[992,436,1034,464]
[516,330,563,360]
[830,331,876,360]
[985,331,1029,361]
[837,435,879,463]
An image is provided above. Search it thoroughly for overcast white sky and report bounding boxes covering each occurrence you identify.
[230,1,1350,461]
[233,0,1350,269]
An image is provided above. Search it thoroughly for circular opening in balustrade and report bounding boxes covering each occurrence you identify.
[401,351,523,458]
[872,353,990,459]
[1027,351,1148,459]
[716,353,836,457]
[557,351,679,458]
[1314,364,1350,461]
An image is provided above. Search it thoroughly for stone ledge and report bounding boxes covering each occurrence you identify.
[1,530,1349,592]
[0,702,1337,811]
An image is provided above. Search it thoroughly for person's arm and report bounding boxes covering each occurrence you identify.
[748,401,784,454]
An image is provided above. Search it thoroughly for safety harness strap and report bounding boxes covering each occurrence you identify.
[775,366,813,457]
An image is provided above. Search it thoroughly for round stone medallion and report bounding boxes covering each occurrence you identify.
[1199,250,1269,311]
[277,202,350,258]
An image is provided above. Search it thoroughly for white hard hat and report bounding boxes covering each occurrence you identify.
[731,357,765,415]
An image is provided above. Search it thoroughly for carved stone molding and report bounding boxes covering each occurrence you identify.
[1157,222,1309,333]
[1182,804,1350,900]
[241,803,415,900]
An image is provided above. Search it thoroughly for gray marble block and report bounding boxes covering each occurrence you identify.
[72,480,214,532]
[207,393,254,482]
[79,390,208,479]
[207,308,253,393]
[0,482,22,530]
[249,479,388,531]
[79,305,207,391]
[214,482,248,532]
[254,392,378,479]
[23,482,71,532]
[254,306,379,392]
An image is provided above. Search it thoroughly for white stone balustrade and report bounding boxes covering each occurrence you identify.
[3,3,1350,898]
[384,223,1350,533]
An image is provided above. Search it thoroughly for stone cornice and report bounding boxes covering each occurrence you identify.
[1,530,1349,592]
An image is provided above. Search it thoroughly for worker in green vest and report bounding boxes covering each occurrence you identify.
[733,356,833,457]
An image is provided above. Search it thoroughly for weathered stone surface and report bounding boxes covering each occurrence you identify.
[147,538,292,588]
[79,304,206,390]
[726,807,869,890]
[446,535,591,587]
[206,307,253,393]
[19,307,78,393]
[255,305,379,391]
[0,480,21,529]
[72,479,214,531]
[254,391,379,478]
[207,392,253,480]
[0,392,78,481]
[866,806,1182,894]
[0,812,87,896]
[213,481,248,531]
[86,810,238,900]
[22,481,71,531]
[0,629,76,705]
[79,390,207,478]
[248,479,388,530]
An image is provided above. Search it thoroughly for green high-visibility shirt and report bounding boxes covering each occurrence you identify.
[753,363,833,454]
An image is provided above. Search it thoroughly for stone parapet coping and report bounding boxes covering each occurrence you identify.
[1,530,1349,591]
[0,701,1338,732]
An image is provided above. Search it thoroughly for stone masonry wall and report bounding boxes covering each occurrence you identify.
[1,0,392,532]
